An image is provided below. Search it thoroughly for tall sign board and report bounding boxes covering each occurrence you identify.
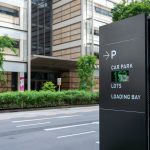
[100,14,149,150]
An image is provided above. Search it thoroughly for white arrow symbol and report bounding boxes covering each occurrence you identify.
[103,51,110,60]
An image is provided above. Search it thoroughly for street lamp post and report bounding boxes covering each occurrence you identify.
[27,0,31,91]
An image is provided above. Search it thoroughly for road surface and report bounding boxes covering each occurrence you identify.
[0,106,99,150]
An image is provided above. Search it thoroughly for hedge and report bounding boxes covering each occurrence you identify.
[0,90,99,110]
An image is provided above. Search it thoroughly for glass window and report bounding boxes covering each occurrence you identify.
[0,6,19,17]
[94,29,99,36]
[95,6,112,17]
[30,72,61,91]
[3,40,20,56]
[31,0,52,56]
[0,72,18,92]
[14,41,20,49]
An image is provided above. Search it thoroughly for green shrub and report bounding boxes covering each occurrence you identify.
[77,55,97,91]
[0,90,99,110]
[41,81,56,92]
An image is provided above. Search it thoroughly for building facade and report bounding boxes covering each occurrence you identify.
[0,0,28,92]
[51,0,121,90]
[0,0,121,92]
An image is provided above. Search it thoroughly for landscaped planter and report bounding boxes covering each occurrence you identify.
[0,90,99,110]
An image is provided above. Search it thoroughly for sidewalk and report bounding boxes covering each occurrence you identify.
[0,106,99,120]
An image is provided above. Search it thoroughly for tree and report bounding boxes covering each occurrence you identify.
[77,55,97,91]
[111,0,150,22]
[0,35,16,83]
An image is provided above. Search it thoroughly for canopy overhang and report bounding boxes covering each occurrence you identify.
[31,55,77,71]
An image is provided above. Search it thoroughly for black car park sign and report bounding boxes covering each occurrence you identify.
[100,14,149,150]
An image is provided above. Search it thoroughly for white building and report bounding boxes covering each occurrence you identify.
[0,0,28,91]
[86,0,121,55]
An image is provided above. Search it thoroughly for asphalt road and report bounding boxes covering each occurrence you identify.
[0,106,99,150]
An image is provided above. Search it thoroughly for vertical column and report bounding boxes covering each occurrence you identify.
[91,0,94,55]
[81,0,86,56]
[28,0,31,91]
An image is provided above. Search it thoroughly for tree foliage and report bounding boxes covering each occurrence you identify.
[112,0,150,22]
[77,55,97,91]
[41,81,56,92]
[0,35,16,83]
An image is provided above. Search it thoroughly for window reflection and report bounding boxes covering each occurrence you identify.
[31,0,52,56]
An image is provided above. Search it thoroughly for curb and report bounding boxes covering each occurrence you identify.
[0,104,99,113]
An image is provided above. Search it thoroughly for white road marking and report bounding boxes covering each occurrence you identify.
[12,115,80,123]
[44,121,99,131]
[16,122,51,128]
[57,131,96,139]
[96,141,99,144]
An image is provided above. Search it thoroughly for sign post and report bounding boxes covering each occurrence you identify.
[100,14,149,150]
[57,78,61,91]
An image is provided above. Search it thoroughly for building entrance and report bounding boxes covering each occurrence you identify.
[30,72,61,91]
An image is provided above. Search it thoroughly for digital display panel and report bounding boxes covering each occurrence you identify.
[111,70,129,82]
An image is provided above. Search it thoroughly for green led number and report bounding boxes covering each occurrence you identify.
[118,71,128,82]
[112,70,129,83]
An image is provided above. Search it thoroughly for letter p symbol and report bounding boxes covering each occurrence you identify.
[111,50,116,59]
